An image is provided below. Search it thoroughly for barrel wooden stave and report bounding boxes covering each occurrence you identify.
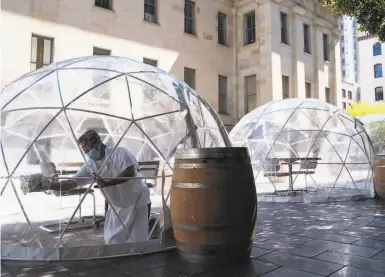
[171,147,257,264]
[374,157,385,199]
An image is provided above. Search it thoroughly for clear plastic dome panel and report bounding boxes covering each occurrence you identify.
[0,56,229,258]
[230,99,374,202]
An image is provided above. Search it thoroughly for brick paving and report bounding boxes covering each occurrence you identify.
[3,199,385,276]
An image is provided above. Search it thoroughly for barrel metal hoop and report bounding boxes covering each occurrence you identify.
[173,163,250,169]
[171,182,251,189]
[176,241,252,255]
[173,222,255,232]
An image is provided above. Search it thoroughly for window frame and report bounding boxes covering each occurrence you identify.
[305,82,311,98]
[342,102,346,110]
[348,91,352,100]
[92,47,111,100]
[356,91,361,101]
[30,34,54,71]
[143,57,158,67]
[244,11,256,45]
[373,42,382,56]
[244,75,257,113]
[93,47,111,56]
[303,23,311,54]
[342,89,346,98]
[325,87,330,103]
[184,0,195,35]
[323,33,330,62]
[280,12,289,45]
[374,64,383,78]
[218,75,228,114]
[375,87,384,101]
[218,12,227,45]
[144,0,157,23]
[282,75,289,99]
[95,0,112,10]
[184,67,196,90]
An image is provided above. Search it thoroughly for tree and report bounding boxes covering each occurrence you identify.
[319,0,385,41]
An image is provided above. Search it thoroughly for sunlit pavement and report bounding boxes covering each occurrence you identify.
[3,199,385,276]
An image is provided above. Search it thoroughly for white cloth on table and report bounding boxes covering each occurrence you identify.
[73,146,150,244]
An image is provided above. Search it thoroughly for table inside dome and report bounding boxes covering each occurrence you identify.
[263,157,321,195]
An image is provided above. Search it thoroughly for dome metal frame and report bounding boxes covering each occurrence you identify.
[0,56,230,261]
[230,99,374,202]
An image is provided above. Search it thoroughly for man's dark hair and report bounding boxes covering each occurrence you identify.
[78,129,105,149]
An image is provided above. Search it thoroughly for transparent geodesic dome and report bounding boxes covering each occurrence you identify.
[358,114,385,155]
[0,56,230,260]
[230,98,374,202]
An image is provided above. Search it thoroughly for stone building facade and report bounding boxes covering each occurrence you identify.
[1,0,341,130]
[357,33,385,103]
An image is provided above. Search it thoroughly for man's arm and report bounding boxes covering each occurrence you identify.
[49,164,93,191]
[101,165,135,188]
[50,179,78,191]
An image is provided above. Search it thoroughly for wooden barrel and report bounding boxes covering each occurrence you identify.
[171,147,257,265]
[374,156,385,199]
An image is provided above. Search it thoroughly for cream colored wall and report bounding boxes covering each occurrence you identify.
[234,0,340,119]
[1,0,235,126]
[1,0,340,129]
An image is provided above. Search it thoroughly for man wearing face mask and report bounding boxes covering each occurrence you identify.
[45,130,151,244]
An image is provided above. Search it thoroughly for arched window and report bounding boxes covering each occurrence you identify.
[373,42,382,56]
[374,64,383,78]
[375,87,384,101]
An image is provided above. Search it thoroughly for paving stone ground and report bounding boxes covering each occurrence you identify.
[3,199,385,276]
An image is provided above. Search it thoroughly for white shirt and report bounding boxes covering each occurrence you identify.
[73,147,150,209]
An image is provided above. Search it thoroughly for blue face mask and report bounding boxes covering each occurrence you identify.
[86,148,100,161]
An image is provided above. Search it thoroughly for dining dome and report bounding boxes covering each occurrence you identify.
[359,114,385,155]
[0,56,230,260]
[230,98,374,202]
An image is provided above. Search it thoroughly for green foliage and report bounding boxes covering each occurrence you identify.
[319,0,385,41]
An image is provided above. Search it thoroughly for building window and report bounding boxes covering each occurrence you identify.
[342,89,346,98]
[184,1,195,35]
[356,90,361,101]
[218,75,227,114]
[375,87,384,101]
[325,87,330,103]
[342,58,345,64]
[348,91,352,100]
[144,0,157,23]
[280,12,289,45]
[245,75,257,113]
[218,12,227,45]
[323,33,330,61]
[342,102,346,110]
[93,47,111,56]
[282,75,289,99]
[143,58,158,67]
[30,35,54,71]
[374,64,383,78]
[303,24,311,54]
[305,82,311,98]
[184,67,196,89]
[93,47,111,99]
[244,11,256,45]
[95,0,112,10]
[342,70,346,77]
[373,42,382,56]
